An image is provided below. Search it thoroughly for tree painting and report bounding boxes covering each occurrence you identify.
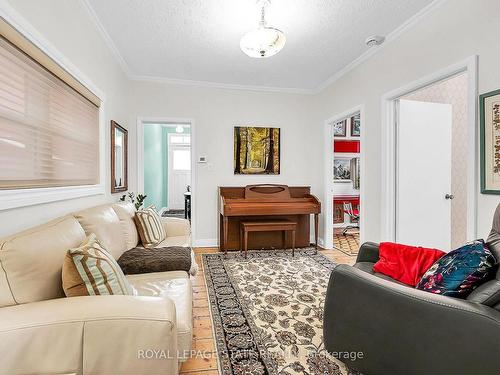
[234,126,280,174]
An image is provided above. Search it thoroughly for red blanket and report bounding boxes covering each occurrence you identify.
[373,242,445,286]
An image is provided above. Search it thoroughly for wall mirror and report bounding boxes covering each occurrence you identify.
[111,120,128,193]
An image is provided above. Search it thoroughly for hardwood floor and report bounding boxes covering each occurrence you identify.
[180,246,357,374]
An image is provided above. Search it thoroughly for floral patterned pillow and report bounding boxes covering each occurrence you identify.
[416,240,497,298]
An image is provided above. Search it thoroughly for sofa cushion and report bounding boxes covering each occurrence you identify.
[416,240,497,298]
[157,235,190,248]
[373,242,445,286]
[117,246,192,275]
[135,207,167,248]
[112,202,139,250]
[73,204,127,259]
[0,216,86,306]
[63,234,134,297]
[156,235,198,275]
[126,271,192,360]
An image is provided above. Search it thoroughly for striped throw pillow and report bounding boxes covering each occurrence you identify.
[134,206,167,247]
[62,233,133,297]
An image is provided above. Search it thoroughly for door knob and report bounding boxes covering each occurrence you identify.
[445,194,454,200]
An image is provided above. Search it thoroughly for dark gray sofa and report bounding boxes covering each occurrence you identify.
[324,204,500,375]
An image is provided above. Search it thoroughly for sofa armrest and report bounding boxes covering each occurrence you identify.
[467,278,500,306]
[162,217,191,237]
[355,241,379,263]
[0,295,178,375]
[324,265,500,375]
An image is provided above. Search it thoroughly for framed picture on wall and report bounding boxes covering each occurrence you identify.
[351,114,361,137]
[111,120,128,193]
[480,89,500,194]
[333,158,351,182]
[333,120,347,137]
[234,126,280,174]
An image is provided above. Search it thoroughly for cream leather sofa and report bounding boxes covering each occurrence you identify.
[0,202,197,375]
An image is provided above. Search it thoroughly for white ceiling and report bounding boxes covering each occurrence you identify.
[85,0,435,91]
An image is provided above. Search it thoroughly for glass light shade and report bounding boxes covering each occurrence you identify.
[175,125,184,133]
[240,26,286,58]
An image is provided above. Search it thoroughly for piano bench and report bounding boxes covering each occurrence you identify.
[239,220,297,258]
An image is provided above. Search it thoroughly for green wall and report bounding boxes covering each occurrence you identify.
[143,125,191,209]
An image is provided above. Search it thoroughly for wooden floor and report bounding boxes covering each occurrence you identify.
[180,245,357,374]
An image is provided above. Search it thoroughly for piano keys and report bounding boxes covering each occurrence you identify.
[219,184,321,252]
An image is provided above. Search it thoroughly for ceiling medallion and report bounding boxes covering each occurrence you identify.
[240,0,286,58]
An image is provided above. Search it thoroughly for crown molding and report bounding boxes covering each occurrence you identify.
[129,74,315,95]
[79,0,132,77]
[313,0,448,94]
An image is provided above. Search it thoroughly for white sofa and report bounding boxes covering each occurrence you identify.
[0,202,196,375]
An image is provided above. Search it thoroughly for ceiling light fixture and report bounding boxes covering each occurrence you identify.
[240,0,286,58]
[175,125,184,133]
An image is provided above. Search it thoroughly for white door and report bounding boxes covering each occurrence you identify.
[168,134,191,210]
[396,99,453,250]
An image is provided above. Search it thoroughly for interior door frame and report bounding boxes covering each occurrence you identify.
[167,132,191,210]
[137,117,196,243]
[380,56,478,242]
[323,105,366,249]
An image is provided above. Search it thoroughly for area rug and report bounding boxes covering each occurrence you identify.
[202,248,357,375]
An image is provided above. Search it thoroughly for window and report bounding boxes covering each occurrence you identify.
[0,34,100,190]
[170,135,191,144]
[172,149,191,170]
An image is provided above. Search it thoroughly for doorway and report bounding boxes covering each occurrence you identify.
[381,58,477,249]
[137,118,195,227]
[324,106,365,254]
[167,132,191,212]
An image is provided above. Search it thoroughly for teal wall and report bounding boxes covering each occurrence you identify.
[143,125,191,209]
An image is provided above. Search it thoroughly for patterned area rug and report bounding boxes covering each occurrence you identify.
[161,209,185,219]
[333,233,359,256]
[202,248,356,375]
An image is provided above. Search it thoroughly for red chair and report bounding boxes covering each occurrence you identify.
[342,202,359,236]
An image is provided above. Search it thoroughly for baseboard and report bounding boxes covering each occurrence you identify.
[194,238,218,248]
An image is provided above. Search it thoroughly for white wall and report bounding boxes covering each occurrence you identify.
[314,0,500,243]
[0,0,131,237]
[129,82,317,245]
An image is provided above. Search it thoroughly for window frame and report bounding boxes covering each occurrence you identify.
[0,9,105,211]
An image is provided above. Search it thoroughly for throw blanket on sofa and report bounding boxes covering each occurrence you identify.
[118,246,193,275]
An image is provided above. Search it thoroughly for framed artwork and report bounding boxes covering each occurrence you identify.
[234,126,280,174]
[333,120,347,137]
[333,203,344,224]
[111,120,128,193]
[334,158,351,182]
[351,114,361,137]
[480,89,500,194]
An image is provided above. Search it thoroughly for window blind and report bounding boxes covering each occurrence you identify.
[0,36,100,189]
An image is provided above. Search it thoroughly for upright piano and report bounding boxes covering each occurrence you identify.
[219,184,321,251]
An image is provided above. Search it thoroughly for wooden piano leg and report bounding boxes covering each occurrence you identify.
[314,213,319,253]
[223,216,228,256]
[243,230,248,259]
[291,229,296,257]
